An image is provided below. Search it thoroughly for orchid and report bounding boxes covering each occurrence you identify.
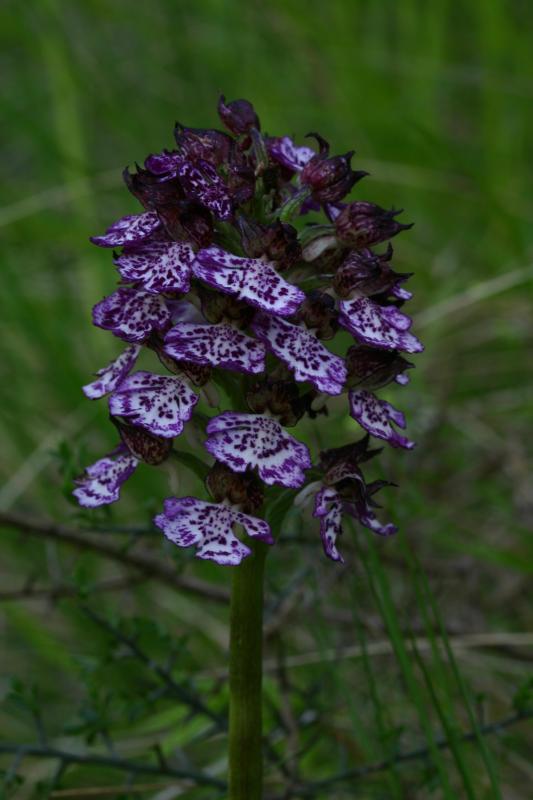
[75,94,423,800]
[77,94,421,566]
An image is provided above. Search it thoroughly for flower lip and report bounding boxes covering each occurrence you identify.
[114,236,195,294]
[252,312,347,396]
[90,211,162,248]
[313,486,345,563]
[154,495,273,566]
[349,389,415,449]
[83,345,140,400]
[163,321,266,375]
[339,297,424,354]
[193,246,305,317]
[92,287,171,344]
[204,412,311,488]
[109,370,198,438]
[73,447,138,508]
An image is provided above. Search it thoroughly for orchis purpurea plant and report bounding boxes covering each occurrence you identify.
[74,95,422,799]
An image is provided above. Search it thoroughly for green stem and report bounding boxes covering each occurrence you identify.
[228,541,267,799]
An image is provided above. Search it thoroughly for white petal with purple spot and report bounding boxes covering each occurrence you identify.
[349,389,415,449]
[83,345,140,399]
[177,160,233,221]
[90,212,161,248]
[114,238,195,294]
[164,322,265,374]
[267,136,315,172]
[205,412,311,488]
[109,370,198,438]
[252,313,346,395]
[154,496,273,566]
[313,486,344,563]
[193,246,305,316]
[92,288,171,343]
[73,450,138,508]
[339,297,423,354]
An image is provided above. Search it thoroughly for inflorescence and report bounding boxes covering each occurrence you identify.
[74,95,423,566]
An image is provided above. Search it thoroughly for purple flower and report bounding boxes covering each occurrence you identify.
[176,159,233,221]
[349,389,415,449]
[76,94,422,569]
[73,448,138,508]
[154,496,273,566]
[267,136,315,173]
[114,235,195,294]
[313,486,344,563]
[218,95,260,135]
[92,288,171,344]
[204,412,311,488]
[193,246,305,316]
[109,371,198,438]
[164,322,265,374]
[338,297,424,354]
[83,345,140,399]
[252,313,346,395]
[90,211,162,248]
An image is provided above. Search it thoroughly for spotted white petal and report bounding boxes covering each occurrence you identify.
[114,238,195,294]
[73,450,138,508]
[92,288,171,343]
[177,160,233,221]
[252,313,346,395]
[109,370,198,438]
[339,297,423,354]
[205,412,311,488]
[193,246,305,316]
[349,389,415,449]
[154,496,273,566]
[82,345,140,400]
[313,486,344,563]
[267,136,315,172]
[164,322,265,374]
[90,212,161,248]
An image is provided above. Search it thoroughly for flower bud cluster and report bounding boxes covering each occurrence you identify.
[74,96,422,565]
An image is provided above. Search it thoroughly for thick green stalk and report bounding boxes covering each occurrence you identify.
[228,541,267,799]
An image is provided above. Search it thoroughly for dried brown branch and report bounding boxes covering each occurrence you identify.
[0,510,229,603]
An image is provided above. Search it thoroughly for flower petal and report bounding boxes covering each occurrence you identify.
[83,345,140,399]
[267,136,315,172]
[339,297,423,353]
[109,370,198,438]
[92,288,171,343]
[205,412,311,488]
[144,150,182,175]
[164,322,265,374]
[313,486,344,563]
[193,246,305,316]
[349,390,415,449]
[90,212,161,248]
[177,160,233,221]
[73,449,138,508]
[154,496,272,566]
[114,238,195,294]
[252,313,346,395]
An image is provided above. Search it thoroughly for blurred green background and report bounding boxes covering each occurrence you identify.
[1,1,532,797]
